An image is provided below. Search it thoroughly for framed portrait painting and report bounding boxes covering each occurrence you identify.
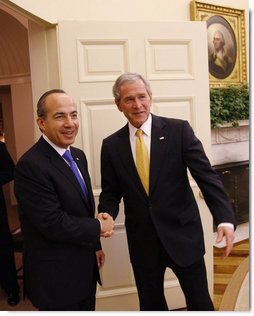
[190,1,247,87]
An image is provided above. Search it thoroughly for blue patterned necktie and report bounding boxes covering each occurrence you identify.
[63,150,89,202]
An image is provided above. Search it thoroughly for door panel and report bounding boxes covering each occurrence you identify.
[57,21,213,310]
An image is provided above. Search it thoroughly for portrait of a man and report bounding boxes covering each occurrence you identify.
[207,15,237,80]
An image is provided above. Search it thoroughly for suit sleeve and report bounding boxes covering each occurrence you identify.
[0,142,15,186]
[98,139,122,219]
[181,121,236,227]
[14,157,101,247]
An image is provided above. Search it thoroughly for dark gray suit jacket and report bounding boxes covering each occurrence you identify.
[14,137,100,309]
[98,115,235,268]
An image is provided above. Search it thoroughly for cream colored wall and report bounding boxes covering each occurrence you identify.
[8,0,249,80]
[4,0,250,156]
[8,0,249,23]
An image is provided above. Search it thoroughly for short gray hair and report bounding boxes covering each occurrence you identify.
[112,73,152,102]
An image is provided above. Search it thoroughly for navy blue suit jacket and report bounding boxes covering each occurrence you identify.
[14,137,100,309]
[98,115,235,268]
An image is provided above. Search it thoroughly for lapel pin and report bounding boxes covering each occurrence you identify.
[159,137,164,140]
[76,157,79,161]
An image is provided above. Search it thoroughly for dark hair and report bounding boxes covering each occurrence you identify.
[37,89,66,118]
[112,73,152,102]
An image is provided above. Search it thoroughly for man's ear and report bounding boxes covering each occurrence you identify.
[37,117,45,132]
[115,100,123,112]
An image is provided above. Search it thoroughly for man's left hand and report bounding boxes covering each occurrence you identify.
[216,226,235,257]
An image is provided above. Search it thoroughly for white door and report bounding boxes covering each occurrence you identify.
[57,21,213,311]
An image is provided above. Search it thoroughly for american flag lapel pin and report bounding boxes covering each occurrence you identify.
[159,136,164,140]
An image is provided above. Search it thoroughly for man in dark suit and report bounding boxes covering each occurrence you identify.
[98,73,236,311]
[14,89,114,311]
[0,140,20,306]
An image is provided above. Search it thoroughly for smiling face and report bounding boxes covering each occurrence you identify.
[37,92,79,148]
[116,79,151,128]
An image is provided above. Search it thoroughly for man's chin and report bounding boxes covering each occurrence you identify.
[61,139,75,148]
[131,116,148,127]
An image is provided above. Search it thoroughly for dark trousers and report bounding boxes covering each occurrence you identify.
[39,278,97,311]
[132,241,214,311]
[0,207,19,293]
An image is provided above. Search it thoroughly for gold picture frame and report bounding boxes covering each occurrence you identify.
[190,1,247,87]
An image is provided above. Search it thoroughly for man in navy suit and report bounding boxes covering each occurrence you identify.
[98,73,235,311]
[14,89,114,311]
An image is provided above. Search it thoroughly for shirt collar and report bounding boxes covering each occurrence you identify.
[128,114,152,138]
[42,134,69,156]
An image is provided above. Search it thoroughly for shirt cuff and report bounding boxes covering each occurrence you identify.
[217,222,234,230]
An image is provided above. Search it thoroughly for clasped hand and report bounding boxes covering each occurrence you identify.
[97,212,114,238]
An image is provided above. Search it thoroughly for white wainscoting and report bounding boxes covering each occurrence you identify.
[211,120,249,166]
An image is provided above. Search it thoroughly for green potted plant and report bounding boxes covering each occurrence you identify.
[210,84,249,128]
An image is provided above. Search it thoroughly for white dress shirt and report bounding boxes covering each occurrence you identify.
[128,114,152,164]
[42,134,85,181]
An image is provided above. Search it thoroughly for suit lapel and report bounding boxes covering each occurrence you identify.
[149,115,168,196]
[116,118,169,197]
[71,150,95,211]
[38,137,91,209]
[117,125,147,196]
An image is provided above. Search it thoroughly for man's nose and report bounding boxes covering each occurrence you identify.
[64,115,75,126]
[133,97,142,107]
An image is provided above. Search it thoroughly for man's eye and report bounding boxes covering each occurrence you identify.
[55,115,64,120]
[71,113,78,119]
[125,98,133,104]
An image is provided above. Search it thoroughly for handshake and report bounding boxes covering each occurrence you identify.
[97,212,114,238]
